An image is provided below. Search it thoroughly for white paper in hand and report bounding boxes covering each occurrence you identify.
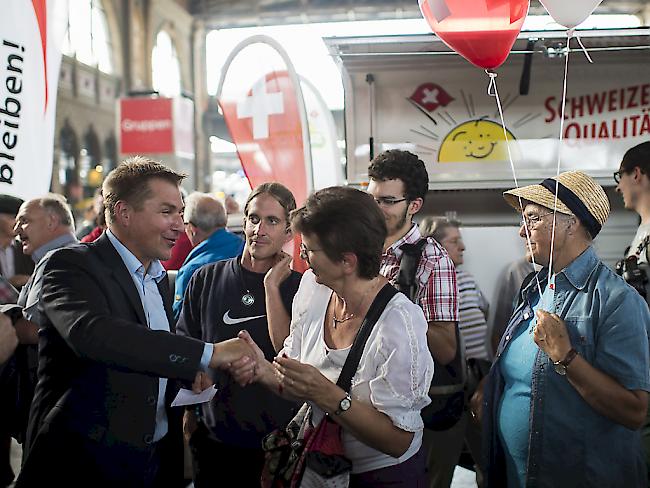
[171,385,217,407]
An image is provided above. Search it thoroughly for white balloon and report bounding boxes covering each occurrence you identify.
[539,0,603,29]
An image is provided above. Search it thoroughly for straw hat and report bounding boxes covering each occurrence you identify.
[503,171,610,234]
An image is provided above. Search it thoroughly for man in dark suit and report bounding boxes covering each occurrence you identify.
[0,195,33,290]
[16,157,254,487]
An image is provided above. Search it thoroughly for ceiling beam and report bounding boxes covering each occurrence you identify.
[189,0,646,29]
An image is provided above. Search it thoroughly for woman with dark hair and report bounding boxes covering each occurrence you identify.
[232,186,433,486]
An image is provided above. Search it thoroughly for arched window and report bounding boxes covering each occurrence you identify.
[152,30,182,97]
[58,118,79,187]
[62,0,113,73]
[103,132,117,174]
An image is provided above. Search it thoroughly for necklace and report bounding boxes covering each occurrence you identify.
[332,310,355,327]
[332,278,378,329]
[238,264,256,306]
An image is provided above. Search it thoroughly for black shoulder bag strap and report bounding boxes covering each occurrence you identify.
[336,284,398,391]
[396,239,428,303]
[638,235,650,263]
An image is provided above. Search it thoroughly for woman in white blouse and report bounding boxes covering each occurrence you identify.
[233,186,434,486]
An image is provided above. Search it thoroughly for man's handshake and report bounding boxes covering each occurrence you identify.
[208,336,257,371]
[182,334,262,397]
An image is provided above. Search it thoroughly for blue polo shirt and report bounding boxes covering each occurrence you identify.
[173,228,244,319]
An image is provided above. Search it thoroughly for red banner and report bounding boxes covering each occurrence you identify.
[120,98,174,154]
[219,70,308,206]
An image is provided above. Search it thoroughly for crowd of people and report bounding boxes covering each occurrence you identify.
[0,142,648,488]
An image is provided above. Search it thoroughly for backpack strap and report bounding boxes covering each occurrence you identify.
[396,238,466,389]
[396,238,428,303]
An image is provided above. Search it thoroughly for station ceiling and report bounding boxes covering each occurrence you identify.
[189,0,650,28]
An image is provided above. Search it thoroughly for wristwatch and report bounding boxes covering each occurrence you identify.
[553,348,578,376]
[334,394,352,416]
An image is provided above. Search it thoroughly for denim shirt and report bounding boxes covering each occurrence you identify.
[483,247,650,488]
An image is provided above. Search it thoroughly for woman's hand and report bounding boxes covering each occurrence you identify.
[264,251,292,289]
[273,355,335,405]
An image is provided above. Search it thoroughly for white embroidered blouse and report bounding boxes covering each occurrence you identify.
[280,270,434,474]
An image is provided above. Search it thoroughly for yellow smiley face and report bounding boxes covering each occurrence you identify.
[438,119,517,163]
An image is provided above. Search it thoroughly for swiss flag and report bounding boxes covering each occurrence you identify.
[220,69,310,272]
[220,70,309,206]
[408,83,454,113]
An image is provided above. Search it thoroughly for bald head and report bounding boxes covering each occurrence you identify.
[14,194,75,256]
[184,192,227,246]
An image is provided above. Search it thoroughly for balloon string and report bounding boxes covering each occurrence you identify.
[485,69,543,298]
[572,29,594,63]
[486,71,497,96]
[547,30,572,292]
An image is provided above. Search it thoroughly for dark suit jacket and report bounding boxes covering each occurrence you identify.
[0,239,34,281]
[17,234,205,485]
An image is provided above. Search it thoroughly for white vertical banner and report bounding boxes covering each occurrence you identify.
[300,76,344,189]
[0,0,68,198]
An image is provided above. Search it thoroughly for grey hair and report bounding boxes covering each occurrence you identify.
[419,216,460,242]
[184,192,227,232]
[556,212,592,242]
[39,193,75,230]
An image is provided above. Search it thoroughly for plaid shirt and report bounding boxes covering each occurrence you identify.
[380,224,459,323]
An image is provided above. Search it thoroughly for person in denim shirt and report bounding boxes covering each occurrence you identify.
[479,171,650,488]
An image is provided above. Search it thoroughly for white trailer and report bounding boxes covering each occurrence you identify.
[325,28,649,304]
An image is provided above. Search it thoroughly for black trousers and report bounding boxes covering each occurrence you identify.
[189,423,266,488]
[350,447,427,488]
[16,423,182,488]
[0,434,13,487]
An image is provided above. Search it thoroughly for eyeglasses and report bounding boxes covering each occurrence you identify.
[519,212,555,229]
[299,243,323,261]
[373,196,408,207]
[613,170,627,184]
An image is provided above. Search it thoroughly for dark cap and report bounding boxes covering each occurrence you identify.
[0,195,24,216]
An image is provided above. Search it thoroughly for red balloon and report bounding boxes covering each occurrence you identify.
[419,0,529,70]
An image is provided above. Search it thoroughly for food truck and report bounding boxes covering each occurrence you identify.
[324,28,650,301]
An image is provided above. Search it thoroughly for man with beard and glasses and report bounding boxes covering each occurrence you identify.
[367,150,461,488]
[176,182,302,487]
